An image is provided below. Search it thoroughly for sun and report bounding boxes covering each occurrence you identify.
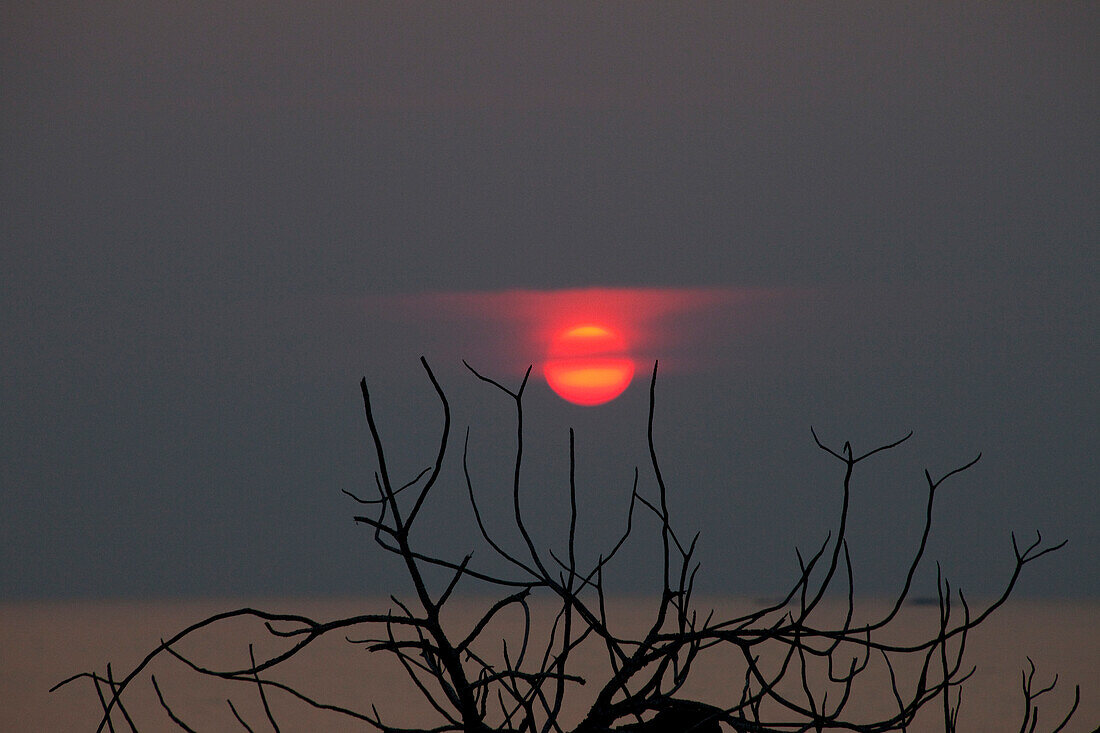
[543,324,635,406]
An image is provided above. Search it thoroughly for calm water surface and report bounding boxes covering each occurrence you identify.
[6,597,1096,731]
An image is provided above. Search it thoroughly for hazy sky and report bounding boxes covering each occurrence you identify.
[2,2,1096,600]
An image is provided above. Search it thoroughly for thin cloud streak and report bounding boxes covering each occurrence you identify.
[359,287,803,375]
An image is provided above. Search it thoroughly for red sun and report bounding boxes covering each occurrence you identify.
[543,324,636,406]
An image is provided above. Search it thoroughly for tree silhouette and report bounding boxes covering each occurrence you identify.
[54,359,1081,732]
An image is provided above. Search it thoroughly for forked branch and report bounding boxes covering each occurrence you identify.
[55,360,1079,732]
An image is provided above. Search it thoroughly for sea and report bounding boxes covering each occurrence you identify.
[5,596,1096,731]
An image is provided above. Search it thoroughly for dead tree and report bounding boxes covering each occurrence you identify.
[54,358,1082,732]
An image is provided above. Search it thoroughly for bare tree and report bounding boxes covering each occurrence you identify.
[54,359,1082,732]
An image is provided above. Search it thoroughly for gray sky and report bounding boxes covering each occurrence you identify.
[1,2,1096,600]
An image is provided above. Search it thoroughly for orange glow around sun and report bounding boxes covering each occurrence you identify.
[543,324,635,406]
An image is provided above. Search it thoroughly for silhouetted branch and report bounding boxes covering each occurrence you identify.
[56,358,1079,732]
[150,676,196,732]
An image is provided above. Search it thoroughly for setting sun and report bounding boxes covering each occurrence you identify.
[543,324,635,406]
